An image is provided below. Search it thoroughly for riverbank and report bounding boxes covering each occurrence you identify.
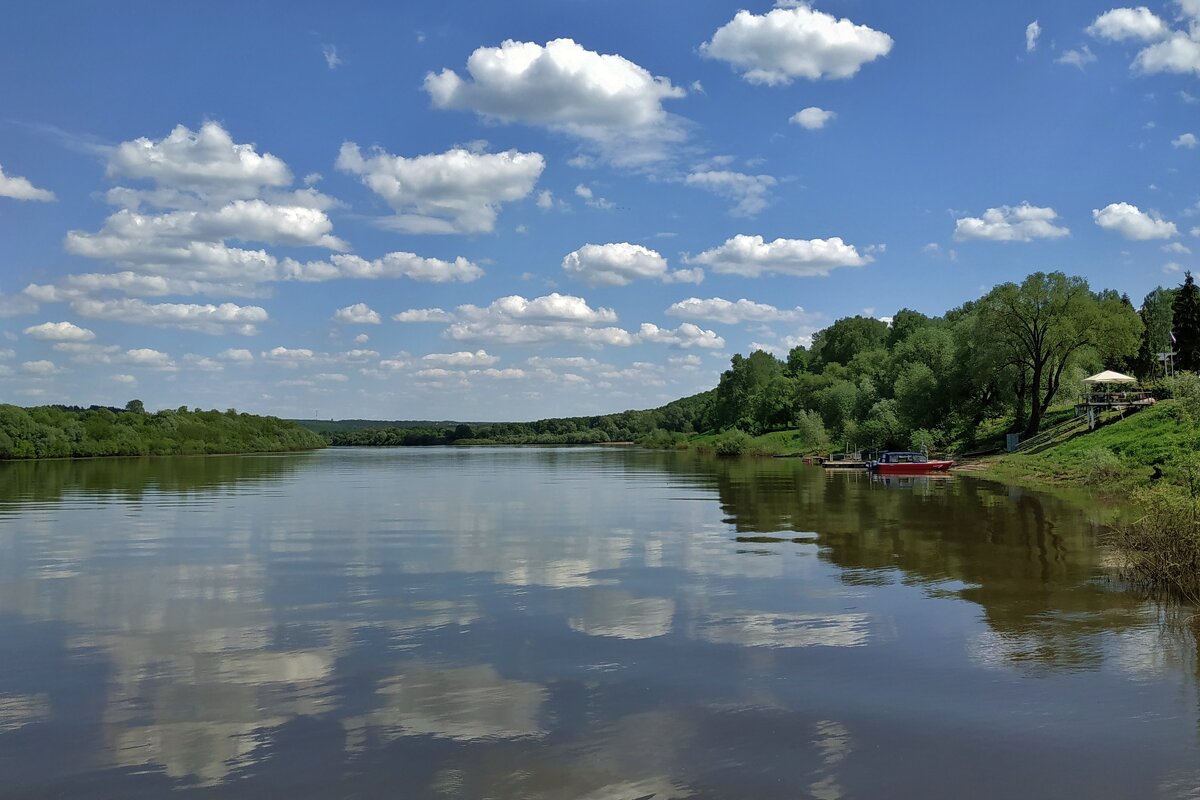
[961,400,1197,497]
[0,403,325,459]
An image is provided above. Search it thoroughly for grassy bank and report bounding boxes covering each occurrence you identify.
[967,400,1198,494]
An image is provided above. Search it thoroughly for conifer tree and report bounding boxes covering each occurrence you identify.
[1172,272,1200,371]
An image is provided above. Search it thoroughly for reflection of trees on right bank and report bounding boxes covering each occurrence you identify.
[638,454,1185,673]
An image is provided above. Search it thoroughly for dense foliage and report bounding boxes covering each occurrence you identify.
[699,271,1143,451]
[0,401,325,459]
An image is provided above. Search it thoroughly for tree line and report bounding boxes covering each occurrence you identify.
[325,270,1189,454]
[0,401,325,459]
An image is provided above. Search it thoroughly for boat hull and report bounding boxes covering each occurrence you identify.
[873,461,954,474]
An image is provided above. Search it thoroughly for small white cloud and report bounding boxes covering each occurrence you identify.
[0,164,56,201]
[393,308,454,323]
[23,321,96,342]
[637,322,724,350]
[21,360,59,375]
[665,297,814,325]
[1093,202,1178,240]
[1173,132,1198,148]
[685,234,869,278]
[217,348,254,364]
[1086,7,1168,42]
[563,243,689,286]
[790,107,836,130]
[285,252,483,283]
[1056,45,1097,69]
[1026,20,1041,53]
[701,5,893,85]
[110,374,137,385]
[421,349,499,367]
[322,43,342,69]
[354,333,370,343]
[122,348,175,370]
[953,203,1070,242]
[1164,242,1192,254]
[333,303,382,325]
[574,183,614,210]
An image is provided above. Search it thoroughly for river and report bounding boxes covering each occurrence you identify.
[0,447,1196,798]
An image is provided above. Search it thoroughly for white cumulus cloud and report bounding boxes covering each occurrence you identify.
[1093,202,1178,239]
[333,303,382,324]
[107,122,291,199]
[685,234,869,277]
[637,323,724,350]
[336,143,544,234]
[70,298,268,335]
[953,203,1070,242]
[665,297,812,325]
[1056,45,1097,69]
[0,164,56,201]
[790,107,836,130]
[562,243,695,286]
[700,5,893,85]
[1087,7,1169,42]
[284,252,483,283]
[1173,132,1198,148]
[424,38,687,166]
[393,308,454,323]
[23,321,96,342]
[421,349,499,367]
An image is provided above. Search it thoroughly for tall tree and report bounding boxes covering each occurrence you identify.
[1135,287,1176,378]
[1173,272,1200,371]
[980,272,1141,437]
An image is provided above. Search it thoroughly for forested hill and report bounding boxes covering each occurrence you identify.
[0,402,324,459]
[308,391,716,446]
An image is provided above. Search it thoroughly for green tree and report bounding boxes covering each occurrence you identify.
[1136,287,1177,379]
[810,316,888,369]
[125,399,146,414]
[1173,272,1200,371]
[979,272,1141,437]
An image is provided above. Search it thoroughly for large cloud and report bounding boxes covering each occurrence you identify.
[953,203,1070,242]
[700,4,893,85]
[665,297,811,325]
[685,234,869,277]
[562,243,699,286]
[0,164,56,201]
[421,350,499,367]
[684,171,776,217]
[336,143,543,234]
[424,38,687,166]
[1093,202,1178,239]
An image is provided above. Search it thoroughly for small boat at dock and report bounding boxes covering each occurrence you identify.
[868,451,954,474]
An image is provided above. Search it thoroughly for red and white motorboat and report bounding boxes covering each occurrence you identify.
[868,451,955,474]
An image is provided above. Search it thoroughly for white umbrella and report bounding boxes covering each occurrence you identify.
[1082,370,1137,384]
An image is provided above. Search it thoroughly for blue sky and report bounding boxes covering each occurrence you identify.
[1,1,1199,420]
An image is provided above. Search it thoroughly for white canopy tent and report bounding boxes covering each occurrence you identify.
[1082,370,1137,384]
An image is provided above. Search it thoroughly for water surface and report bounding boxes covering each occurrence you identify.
[0,448,1196,798]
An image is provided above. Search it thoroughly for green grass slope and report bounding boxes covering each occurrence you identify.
[976,400,1199,490]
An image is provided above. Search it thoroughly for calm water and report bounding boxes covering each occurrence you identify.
[0,447,1197,799]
